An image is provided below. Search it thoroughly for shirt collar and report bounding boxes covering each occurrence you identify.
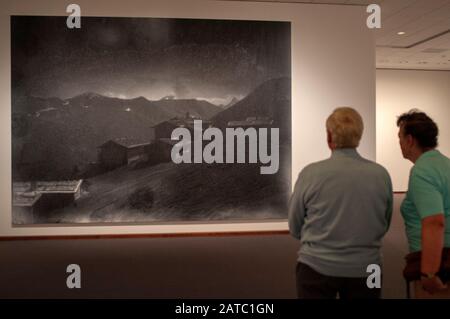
[417,149,439,162]
[331,148,361,159]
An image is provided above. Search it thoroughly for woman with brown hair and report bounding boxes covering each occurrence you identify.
[397,110,450,298]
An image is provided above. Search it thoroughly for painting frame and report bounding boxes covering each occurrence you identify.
[9,12,292,228]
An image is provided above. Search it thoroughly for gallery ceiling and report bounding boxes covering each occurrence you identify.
[232,0,450,70]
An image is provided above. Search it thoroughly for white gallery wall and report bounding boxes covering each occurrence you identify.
[0,0,375,237]
[376,69,450,192]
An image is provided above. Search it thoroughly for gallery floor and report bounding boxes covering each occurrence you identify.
[0,194,408,299]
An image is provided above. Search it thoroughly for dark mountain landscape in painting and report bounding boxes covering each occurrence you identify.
[11,16,291,225]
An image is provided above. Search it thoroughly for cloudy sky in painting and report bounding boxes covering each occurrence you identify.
[12,16,290,105]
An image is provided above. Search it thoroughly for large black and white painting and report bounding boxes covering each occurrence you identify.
[11,16,291,225]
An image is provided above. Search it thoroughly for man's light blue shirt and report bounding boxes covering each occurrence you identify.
[401,149,450,252]
[288,148,393,277]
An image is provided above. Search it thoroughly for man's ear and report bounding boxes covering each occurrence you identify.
[327,130,334,149]
[406,134,414,147]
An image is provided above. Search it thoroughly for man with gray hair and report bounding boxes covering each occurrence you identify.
[289,107,393,299]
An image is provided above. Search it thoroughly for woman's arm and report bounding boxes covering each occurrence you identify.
[420,214,447,293]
